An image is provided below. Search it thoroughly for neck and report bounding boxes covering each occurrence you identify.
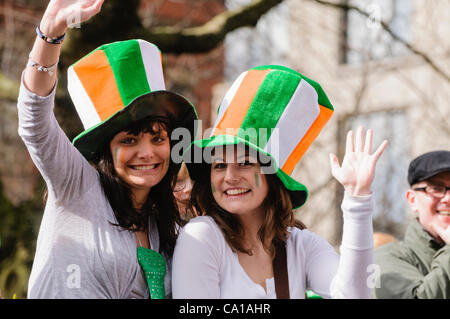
[237,209,265,246]
[132,188,151,210]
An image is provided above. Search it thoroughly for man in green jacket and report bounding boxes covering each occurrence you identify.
[374,150,450,298]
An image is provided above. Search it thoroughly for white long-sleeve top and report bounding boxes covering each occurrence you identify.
[172,193,374,299]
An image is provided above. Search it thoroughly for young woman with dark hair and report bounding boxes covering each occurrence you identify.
[94,118,183,257]
[18,0,197,298]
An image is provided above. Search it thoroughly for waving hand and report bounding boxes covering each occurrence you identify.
[40,0,104,36]
[330,126,388,196]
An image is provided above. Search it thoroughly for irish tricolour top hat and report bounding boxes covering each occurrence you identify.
[184,65,334,208]
[68,39,198,161]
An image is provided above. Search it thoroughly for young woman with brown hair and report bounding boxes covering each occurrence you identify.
[172,65,387,298]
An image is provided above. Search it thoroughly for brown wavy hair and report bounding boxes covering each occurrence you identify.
[188,162,306,258]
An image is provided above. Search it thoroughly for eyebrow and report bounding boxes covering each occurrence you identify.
[427,182,449,187]
[237,154,258,162]
[211,155,224,162]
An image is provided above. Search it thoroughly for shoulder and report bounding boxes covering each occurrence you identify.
[175,216,227,263]
[182,215,219,233]
[179,216,224,244]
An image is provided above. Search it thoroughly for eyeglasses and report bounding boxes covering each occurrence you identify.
[413,185,450,198]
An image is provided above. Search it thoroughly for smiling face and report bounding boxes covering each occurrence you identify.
[406,171,450,242]
[109,123,170,204]
[210,146,268,218]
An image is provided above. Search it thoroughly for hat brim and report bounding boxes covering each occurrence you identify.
[73,90,198,161]
[183,135,308,209]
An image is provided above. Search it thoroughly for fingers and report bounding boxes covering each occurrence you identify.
[346,130,354,154]
[373,139,388,162]
[355,126,364,152]
[364,128,373,154]
[348,126,367,154]
[329,153,340,168]
[81,0,104,20]
[329,153,340,180]
[347,126,387,158]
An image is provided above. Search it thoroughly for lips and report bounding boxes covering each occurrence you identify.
[224,188,251,196]
[129,164,159,171]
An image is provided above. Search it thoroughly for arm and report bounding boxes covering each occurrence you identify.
[328,126,388,298]
[305,194,374,299]
[330,193,375,298]
[18,1,104,204]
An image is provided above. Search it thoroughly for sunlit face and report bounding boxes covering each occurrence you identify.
[406,171,450,242]
[210,146,268,217]
[109,126,170,200]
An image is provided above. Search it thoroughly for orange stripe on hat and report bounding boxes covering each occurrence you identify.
[213,69,271,136]
[282,105,334,175]
[73,50,124,121]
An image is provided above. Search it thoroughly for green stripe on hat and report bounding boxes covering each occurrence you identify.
[238,69,301,149]
[103,40,151,106]
[251,65,333,111]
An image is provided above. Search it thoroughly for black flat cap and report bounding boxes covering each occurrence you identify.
[408,150,450,185]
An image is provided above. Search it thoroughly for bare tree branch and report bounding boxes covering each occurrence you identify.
[135,0,284,53]
[310,0,450,82]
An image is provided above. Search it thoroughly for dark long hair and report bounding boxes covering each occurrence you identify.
[188,162,306,258]
[95,117,185,257]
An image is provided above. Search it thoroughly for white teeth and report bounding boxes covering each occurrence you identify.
[225,189,249,195]
[133,165,156,170]
[438,211,450,216]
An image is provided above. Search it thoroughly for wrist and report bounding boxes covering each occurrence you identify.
[344,185,372,197]
[39,19,67,39]
[36,24,66,45]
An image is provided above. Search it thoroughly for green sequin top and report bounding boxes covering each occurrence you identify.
[137,246,167,299]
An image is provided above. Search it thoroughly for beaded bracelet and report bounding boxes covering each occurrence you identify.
[36,25,66,44]
[28,53,59,76]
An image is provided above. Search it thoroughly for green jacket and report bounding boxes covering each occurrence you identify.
[374,219,450,298]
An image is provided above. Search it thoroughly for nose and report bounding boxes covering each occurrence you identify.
[136,138,155,159]
[441,188,450,203]
[224,164,240,183]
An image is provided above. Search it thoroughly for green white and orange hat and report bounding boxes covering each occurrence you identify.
[68,39,198,161]
[183,65,334,209]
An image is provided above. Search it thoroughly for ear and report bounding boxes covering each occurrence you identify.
[406,189,418,213]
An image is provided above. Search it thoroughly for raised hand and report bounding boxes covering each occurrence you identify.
[40,0,104,37]
[330,126,388,196]
[25,0,104,96]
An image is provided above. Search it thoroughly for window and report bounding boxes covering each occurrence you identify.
[343,0,411,65]
[224,0,289,81]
